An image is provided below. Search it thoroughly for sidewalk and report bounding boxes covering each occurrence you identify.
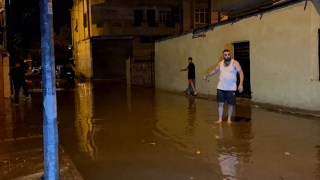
[0,98,83,180]
[169,89,320,118]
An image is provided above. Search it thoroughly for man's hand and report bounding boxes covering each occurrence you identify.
[202,75,207,81]
[238,84,244,93]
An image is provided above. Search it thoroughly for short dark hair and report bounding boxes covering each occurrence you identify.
[223,49,230,53]
[188,57,192,60]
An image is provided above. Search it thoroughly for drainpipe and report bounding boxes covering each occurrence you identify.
[82,0,86,39]
[0,53,5,116]
[86,0,90,38]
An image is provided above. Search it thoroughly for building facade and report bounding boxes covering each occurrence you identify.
[155,0,320,111]
[71,0,224,79]
[71,0,181,79]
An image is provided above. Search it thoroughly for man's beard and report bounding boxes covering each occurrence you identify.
[224,58,231,62]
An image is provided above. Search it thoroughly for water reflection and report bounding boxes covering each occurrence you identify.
[216,123,252,179]
[55,81,320,180]
[127,84,132,112]
[74,81,98,160]
[216,105,253,179]
[185,97,197,136]
[317,142,320,179]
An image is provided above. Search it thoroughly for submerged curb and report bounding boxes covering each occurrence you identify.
[160,89,320,118]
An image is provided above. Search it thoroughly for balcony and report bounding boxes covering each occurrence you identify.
[91,20,181,37]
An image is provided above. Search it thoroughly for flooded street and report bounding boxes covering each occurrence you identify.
[2,80,320,180]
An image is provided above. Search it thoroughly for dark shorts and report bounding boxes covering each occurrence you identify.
[216,89,236,105]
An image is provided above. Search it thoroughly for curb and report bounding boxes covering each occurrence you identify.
[160,89,320,118]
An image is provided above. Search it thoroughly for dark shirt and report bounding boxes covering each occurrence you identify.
[187,63,195,79]
[9,66,26,81]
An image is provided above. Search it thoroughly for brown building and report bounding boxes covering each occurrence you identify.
[71,0,219,79]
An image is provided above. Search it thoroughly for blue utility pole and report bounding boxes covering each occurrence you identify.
[39,0,59,179]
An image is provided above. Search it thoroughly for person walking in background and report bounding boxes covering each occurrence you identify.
[9,62,30,105]
[203,49,244,123]
[181,57,197,96]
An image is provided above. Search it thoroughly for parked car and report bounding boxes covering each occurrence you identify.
[32,67,40,74]
[59,67,75,83]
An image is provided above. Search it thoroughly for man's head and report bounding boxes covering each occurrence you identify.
[223,49,231,61]
[188,57,192,63]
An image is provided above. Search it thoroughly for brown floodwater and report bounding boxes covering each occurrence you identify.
[56,80,320,180]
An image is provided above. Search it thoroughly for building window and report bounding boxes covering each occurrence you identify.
[195,9,210,24]
[147,10,156,27]
[134,10,143,26]
[100,9,118,21]
[83,13,88,28]
[159,11,171,25]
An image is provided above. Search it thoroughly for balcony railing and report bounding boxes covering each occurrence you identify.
[96,19,179,28]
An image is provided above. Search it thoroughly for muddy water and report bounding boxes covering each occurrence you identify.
[55,80,320,180]
[6,81,320,180]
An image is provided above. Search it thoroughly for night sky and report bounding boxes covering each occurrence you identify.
[11,0,73,48]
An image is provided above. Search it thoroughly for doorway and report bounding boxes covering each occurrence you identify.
[92,38,133,79]
[233,41,251,99]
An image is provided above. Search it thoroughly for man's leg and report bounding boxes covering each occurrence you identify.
[227,104,234,123]
[190,78,196,94]
[13,82,21,104]
[216,89,226,123]
[190,81,197,95]
[226,91,237,123]
[216,102,224,123]
[21,80,30,97]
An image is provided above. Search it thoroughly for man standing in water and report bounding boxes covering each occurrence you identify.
[181,57,197,96]
[203,50,244,123]
[9,62,30,105]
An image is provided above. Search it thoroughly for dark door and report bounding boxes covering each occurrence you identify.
[92,39,133,79]
[234,41,251,99]
[147,10,155,27]
[134,10,143,26]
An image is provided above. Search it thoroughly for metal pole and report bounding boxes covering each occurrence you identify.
[39,0,59,179]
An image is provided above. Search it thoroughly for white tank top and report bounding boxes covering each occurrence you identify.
[217,59,238,91]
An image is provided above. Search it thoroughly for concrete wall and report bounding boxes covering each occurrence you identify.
[71,0,182,78]
[72,1,93,78]
[3,56,10,98]
[91,21,180,37]
[133,37,154,57]
[77,40,92,78]
[155,1,320,111]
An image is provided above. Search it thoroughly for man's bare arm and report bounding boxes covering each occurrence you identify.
[180,68,188,72]
[234,61,244,92]
[203,62,220,80]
